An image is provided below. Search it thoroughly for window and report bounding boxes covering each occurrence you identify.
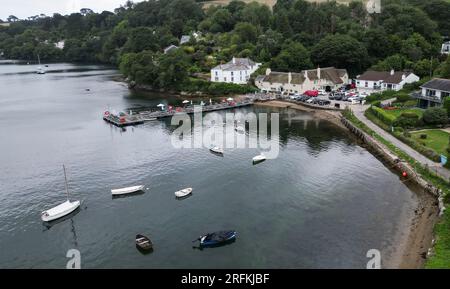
[426,89,436,97]
[240,71,242,75]
[231,77,234,82]
[215,77,219,81]
[215,71,218,76]
[231,72,234,76]
[224,77,227,82]
[365,81,368,87]
[442,91,450,98]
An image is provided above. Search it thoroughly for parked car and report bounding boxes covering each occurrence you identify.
[304,90,319,97]
[318,89,326,96]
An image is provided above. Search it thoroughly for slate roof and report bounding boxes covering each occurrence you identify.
[258,67,347,85]
[420,78,450,92]
[357,70,412,84]
[212,58,257,71]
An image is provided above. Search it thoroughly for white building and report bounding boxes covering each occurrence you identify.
[54,40,65,50]
[255,67,349,94]
[356,70,420,95]
[413,78,450,108]
[180,35,191,45]
[442,41,450,55]
[164,45,179,54]
[210,57,261,84]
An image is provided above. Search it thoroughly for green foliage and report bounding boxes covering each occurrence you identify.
[271,41,312,72]
[423,107,448,126]
[370,106,396,125]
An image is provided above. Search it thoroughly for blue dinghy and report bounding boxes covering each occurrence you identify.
[195,230,236,247]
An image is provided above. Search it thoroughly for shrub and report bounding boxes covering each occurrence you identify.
[372,100,381,107]
[422,107,448,126]
[401,111,419,119]
[394,115,419,128]
[403,131,411,138]
[420,134,427,139]
[395,93,412,103]
[370,106,396,125]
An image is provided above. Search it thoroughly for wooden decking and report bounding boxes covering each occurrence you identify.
[103,100,255,127]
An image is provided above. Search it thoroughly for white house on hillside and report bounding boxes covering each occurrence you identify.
[211,57,261,84]
[356,70,420,94]
[255,67,349,94]
[442,41,450,55]
[412,78,450,108]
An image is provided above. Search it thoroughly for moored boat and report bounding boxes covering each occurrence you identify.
[136,234,153,251]
[252,154,266,164]
[195,230,237,247]
[111,185,145,195]
[209,146,223,155]
[175,187,193,198]
[41,165,81,222]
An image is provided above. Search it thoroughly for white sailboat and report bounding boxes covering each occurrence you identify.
[36,54,46,74]
[41,165,80,222]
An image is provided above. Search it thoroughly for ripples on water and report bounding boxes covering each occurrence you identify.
[0,63,417,268]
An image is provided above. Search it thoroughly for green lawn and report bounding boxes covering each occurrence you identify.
[411,129,450,156]
[383,108,424,119]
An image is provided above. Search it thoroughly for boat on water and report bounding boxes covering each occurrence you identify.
[235,126,245,133]
[136,234,153,251]
[175,187,192,198]
[41,165,81,222]
[111,185,145,196]
[195,230,237,247]
[252,154,266,164]
[36,54,46,74]
[209,146,223,155]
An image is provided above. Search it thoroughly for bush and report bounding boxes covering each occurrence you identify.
[372,100,381,107]
[420,134,427,139]
[422,107,448,126]
[403,131,411,138]
[401,111,419,119]
[370,106,396,125]
[395,93,412,103]
[394,115,419,128]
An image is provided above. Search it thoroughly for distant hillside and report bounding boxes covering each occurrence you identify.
[201,0,366,9]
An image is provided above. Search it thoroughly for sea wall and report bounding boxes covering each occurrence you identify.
[340,116,445,216]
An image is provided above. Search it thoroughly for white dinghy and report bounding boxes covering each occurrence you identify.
[41,165,81,222]
[175,187,193,198]
[235,126,245,133]
[111,185,145,196]
[252,153,266,164]
[209,146,224,155]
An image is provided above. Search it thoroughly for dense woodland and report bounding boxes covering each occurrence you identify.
[1,0,450,93]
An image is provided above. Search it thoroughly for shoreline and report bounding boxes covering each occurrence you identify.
[255,100,439,269]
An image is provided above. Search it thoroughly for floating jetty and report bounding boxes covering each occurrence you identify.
[103,100,255,127]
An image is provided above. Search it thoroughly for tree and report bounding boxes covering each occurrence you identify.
[436,56,450,79]
[271,42,312,72]
[443,97,450,117]
[311,34,368,75]
[233,22,257,43]
[423,107,448,126]
[7,15,19,22]
[80,8,94,16]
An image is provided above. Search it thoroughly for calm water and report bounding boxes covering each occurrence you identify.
[0,63,418,268]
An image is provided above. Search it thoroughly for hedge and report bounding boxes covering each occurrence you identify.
[370,106,396,125]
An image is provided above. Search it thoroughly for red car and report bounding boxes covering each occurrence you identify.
[304,90,319,97]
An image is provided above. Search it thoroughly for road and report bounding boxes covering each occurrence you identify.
[351,99,450,181]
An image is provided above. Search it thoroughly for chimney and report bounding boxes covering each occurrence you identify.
[402,73,406,80]
[265,68,271,76]
[317,66,321,80]
[304,70,308,79]
[288,72,292,84]
[390,69,394,76]
[232,57,236,64]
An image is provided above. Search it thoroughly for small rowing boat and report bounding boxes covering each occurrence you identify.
[209,146,223,155]
[252,154,266,164]
[111,185,145,196]
[175,187,193,198]
[136,234,153,251]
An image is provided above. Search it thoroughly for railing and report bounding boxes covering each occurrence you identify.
[411,92,442,103]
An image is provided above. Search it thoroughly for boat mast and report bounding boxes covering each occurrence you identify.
[37,54,41,66]
[63,165,70,200]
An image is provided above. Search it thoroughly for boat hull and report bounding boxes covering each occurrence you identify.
[200,231,236,247]
[111,185,145,195]
[175,188,193,198]
[41,200,81,222]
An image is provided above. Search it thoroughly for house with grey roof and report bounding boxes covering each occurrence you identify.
[210,57,261,84]
[255,67,349,94]
[412,78,450,108]
[356,69,420,95]
[180,35,191,45]
[442,41,450,55]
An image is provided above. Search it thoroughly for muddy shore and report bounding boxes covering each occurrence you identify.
[255,100,439,269]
